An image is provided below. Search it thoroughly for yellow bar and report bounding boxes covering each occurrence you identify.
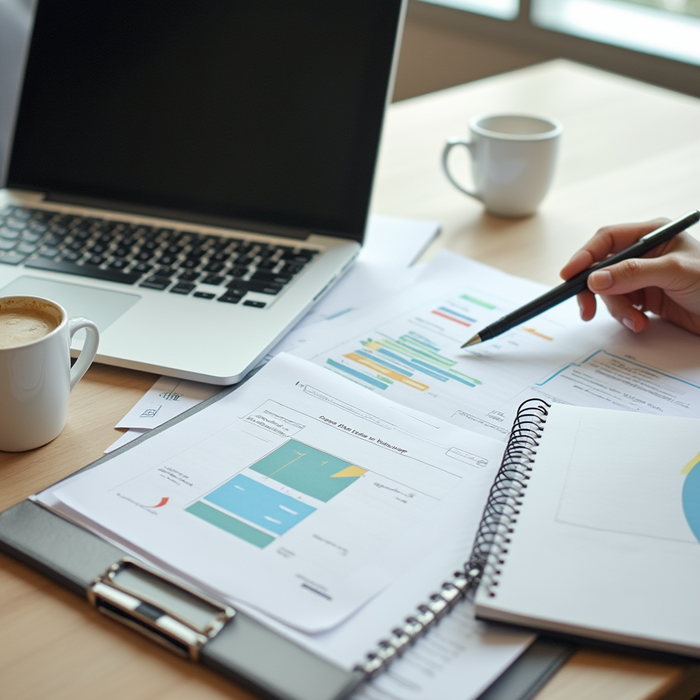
[345,353,429,391]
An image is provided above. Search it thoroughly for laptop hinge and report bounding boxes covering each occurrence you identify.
[43,191,314,240]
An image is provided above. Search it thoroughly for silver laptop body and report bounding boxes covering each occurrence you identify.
[0,0,406,384]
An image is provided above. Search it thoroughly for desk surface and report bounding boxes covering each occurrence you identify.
[2,59,700,700]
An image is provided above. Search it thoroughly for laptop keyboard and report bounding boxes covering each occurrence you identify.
[0,206,319,308]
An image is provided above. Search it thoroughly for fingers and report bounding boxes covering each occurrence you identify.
[576,289,597,322]
[588,255,684,297]
[560,218,669,280]
[597,293,651,333]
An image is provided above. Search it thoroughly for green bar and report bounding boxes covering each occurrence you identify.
[186,501,275,548]
[460,293,496,310]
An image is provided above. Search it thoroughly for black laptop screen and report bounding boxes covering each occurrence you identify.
[8,1,404,241]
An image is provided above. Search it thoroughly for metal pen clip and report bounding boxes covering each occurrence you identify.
[88,558,235,661]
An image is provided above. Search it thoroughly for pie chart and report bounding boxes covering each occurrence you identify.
[682,453,700,544]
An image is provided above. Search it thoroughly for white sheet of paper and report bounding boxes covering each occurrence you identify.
[104,428,147,453]
[116,376,220,430]
[293,253,700,441]
[361,214,440,267]
[39,354,506,635]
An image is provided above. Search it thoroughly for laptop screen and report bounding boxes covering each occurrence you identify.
[8,1,404,242]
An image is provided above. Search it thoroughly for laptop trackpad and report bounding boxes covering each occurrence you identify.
[0,276,140,332]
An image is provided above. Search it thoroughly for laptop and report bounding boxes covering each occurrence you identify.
[0,0,406,384]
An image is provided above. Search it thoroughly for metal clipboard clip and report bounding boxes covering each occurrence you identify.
[88,558,235,661]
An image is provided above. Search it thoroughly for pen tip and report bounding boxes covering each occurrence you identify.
[461,334,482,348]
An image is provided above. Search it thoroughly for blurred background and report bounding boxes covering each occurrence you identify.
[2,0,699,182]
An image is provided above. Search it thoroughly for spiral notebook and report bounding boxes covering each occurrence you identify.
[472,400,700,658]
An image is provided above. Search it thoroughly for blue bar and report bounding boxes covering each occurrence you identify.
[377,347,416,370]
[356,349,413,376]
[411,359,476,387]
[395,338,437,362]
[327,358,388,389]
[405,331,441,351]
[204,474,316,535]
[438,306,477,323]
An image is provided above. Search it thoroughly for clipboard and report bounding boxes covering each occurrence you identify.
[0,384,575,700]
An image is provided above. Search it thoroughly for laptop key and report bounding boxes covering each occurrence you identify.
[178,270,199,282]
[170,282,195,295]
[16,243,39,255]
[193,291,215,299]
[226,279,283,295]
[0,252,28,265]
[139,276,171,290]
[202,274,225,285]
[218,293,243,304]
[251,271,292,285]
[26,257,142,284]
[38,246,60,258]
[243,300,266,308]
[203,261,225,273]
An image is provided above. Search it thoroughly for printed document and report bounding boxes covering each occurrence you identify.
[37,354,508,635]
[294,254,700,440]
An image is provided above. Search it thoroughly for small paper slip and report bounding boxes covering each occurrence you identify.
[104,429,148,454]
[116,376,220,430]
[361,214,440,267]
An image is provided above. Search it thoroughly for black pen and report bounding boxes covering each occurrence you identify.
[462,210,700,348]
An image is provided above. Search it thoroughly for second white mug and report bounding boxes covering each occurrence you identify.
[442,114,562,218]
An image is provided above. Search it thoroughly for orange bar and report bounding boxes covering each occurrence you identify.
[523,327,554,341]
[345,353,429,391]
[431,310,471,327]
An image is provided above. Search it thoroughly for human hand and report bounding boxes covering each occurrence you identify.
[560,219,700,335]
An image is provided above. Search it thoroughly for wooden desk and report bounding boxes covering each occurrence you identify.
[2,59,700,700]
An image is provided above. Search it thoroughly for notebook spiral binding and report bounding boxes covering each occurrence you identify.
[355,398,550,681]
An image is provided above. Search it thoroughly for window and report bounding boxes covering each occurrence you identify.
[422,0,700,65]
[420,0,519,20]
[532,0,700,65]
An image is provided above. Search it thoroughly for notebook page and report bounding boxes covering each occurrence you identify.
[476,405,700,656]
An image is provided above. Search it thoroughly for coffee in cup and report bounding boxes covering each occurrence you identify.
[0,298,61,349]
[0,295,100,452]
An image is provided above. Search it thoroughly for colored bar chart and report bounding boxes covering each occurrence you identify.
[326,329,482,393]
[188,441,368,547]
[204,474,316,534]
[251,440,366,502]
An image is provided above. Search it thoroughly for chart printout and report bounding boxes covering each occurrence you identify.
[38,354,507,634]
[295,256,700,440]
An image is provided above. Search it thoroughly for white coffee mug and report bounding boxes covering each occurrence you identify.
[442,114,562,218]
[0,295,99,452]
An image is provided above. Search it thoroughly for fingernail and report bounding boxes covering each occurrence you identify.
[622,317,636,331]
[589,270,613,291]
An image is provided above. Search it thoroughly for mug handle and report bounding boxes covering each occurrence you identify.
[68,317,100,390]
[441,138,481,201]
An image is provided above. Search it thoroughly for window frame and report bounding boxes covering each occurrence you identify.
[413,0,700,98]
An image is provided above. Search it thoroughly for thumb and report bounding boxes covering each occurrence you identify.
[588,257,682,296]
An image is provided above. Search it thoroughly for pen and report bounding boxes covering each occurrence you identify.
[462,210,700,348]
